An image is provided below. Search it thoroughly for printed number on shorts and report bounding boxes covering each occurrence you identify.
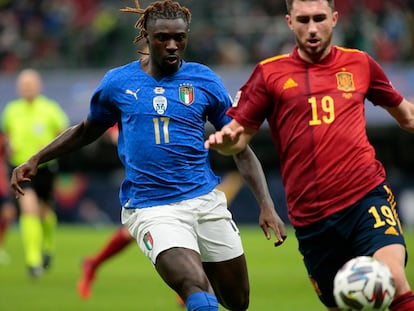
[368,205,397,228]
[368,185,403,232]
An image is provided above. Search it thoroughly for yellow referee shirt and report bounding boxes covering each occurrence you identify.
[1,95,69,166]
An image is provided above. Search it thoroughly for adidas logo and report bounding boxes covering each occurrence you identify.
[283,78,298,90]
[384,227,399,236]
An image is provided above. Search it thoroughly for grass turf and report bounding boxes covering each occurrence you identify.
[0,225,413,310]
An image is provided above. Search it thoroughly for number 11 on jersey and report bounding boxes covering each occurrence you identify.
[153,117,170,144]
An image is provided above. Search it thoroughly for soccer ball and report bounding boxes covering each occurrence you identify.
[333,256,395,310]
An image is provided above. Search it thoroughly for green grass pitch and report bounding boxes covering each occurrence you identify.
[1,225,413,310]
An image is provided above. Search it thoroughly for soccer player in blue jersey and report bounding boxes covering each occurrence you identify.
[10,1,286,310]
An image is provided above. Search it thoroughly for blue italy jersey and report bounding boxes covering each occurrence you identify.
[88,60,232,208]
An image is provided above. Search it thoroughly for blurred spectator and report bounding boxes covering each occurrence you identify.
[0,0,413,71]
[0,129,16,265]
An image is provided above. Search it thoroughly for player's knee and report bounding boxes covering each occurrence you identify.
[219,292,249,311]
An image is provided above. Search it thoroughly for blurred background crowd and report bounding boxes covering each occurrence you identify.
[0,0,414,72]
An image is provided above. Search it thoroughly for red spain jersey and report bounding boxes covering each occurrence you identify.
[228,46,403,227]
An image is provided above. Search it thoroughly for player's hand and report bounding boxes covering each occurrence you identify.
[259,204,287,247]
[204,125,244,151]
[10,161,38,198]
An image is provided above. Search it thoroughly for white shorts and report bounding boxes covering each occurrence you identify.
[121,189,244,265]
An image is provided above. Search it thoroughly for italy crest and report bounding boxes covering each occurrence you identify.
[179,84,194,105]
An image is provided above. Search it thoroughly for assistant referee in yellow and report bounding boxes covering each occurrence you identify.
[1,69,69,278]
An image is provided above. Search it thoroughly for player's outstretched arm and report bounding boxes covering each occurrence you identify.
[384,98,414,133]
[204,120,247,155]
[233,146,287,247]
[11,119,109,197]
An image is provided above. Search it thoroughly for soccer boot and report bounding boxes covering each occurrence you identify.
[77,258,96,299]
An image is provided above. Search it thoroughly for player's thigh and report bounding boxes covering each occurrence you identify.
[156,247,213,297]
[374,244,411,295]
[296,222,350,308]
[196,189,248,290]
[197,190,249,307]
[203,254,249,309]
[296,182,407,307]
[197,189,244,263]
[121,205,200,265]
[353,183,406,256]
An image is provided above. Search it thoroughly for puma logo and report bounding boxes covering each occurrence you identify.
[125,88,140,100]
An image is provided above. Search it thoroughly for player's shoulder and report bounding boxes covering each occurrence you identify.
[334,46,369,59]
[104,60,143,83]
[181,61,218,77]
[333,46,373,66]
[334,45,365,54]
[180,61,225,87]
[259,53,291,66]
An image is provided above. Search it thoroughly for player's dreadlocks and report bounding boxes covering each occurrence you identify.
[121,0,192,47]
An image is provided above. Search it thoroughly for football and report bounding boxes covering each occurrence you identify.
[333,256,396,310]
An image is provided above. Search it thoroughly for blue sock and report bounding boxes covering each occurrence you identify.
[185,292,219,311]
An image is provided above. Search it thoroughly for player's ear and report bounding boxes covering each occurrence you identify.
[332,11,339,28]
[285,14,293,31]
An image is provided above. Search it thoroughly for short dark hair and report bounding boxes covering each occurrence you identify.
[285,0,335,14]
[121,0,192,44]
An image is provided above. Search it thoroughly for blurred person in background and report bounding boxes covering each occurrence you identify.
[0,129,16,265]
[205,0,414,310]
[1,68,69,278]
[10,1,286,310]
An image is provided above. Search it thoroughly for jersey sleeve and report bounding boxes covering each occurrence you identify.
[366,55,403,107]
[204,74,233,130]
[227,64,272,130]
[87,71,119,127]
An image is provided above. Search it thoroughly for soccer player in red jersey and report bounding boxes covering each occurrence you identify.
[205,0,414,310]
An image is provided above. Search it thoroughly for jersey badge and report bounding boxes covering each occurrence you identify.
[143,231,153,251]
[179,84,194,105]
[233,90,242,107]
[153,96,168,115]
[125,88,140,100]
[154,87,165,94]
[336,71,355,92]
[283,78,298,90]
